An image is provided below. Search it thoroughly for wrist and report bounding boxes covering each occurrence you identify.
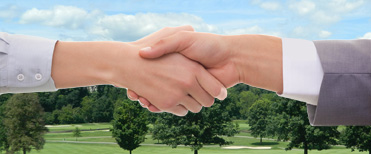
[106,42,140,88]
[51,41,127,88]
[227,35,283,93]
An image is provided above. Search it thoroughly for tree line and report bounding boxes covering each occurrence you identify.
[1,84,371,154]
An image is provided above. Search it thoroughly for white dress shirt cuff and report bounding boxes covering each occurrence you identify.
[0,32,57,94]
[279,38,324,106]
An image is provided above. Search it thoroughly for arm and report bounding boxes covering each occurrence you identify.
[134,31,371,125]
[1,26,227,116]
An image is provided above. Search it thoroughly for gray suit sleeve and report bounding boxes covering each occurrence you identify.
[308,39,371,126]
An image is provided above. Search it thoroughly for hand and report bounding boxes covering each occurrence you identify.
[122,28,228,116]
[127,32,239,110]
[114,46,226,116]
[128,32,283,107]
[127,26,210,112]
[52,26,227,116]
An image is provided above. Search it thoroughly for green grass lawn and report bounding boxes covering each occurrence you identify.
[1,121,364,154]
[25,143,367,154]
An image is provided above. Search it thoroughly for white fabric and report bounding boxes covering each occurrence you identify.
[280,38,324,106]
[0,32,57,94]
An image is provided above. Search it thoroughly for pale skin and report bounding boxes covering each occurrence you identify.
[51,26,227,116]
[128,30,283,112]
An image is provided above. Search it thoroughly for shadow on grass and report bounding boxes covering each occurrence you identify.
[251,142,279,146]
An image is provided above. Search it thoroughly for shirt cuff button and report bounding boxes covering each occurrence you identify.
[17,74,25,81]
[35,73,42,81]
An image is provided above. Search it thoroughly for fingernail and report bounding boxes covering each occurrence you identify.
[127,94,138,101]
[138,101,145,107]
[216,88,228,100]
[140,47,152,52]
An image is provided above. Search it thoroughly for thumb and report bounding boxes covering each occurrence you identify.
[139,32,191,59]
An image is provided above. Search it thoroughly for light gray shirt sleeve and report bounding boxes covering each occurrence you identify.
[0,32,58,94]
[280,38,324,106]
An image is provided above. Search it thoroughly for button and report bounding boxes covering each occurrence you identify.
[17,74,25,81]
[35,73,42,81]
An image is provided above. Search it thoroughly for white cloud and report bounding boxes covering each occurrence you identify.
[289,0,316,15]
[318,30,332,38]
[0,5,20,19]
[289,0,365,25]
[360,32,371,39]
[328,0,364,13]
[311,11,341,24]
[293,26,306,36]
[223,25,282,37]
[250,0,263,5]
[18,6,218,41]
[260,2,281,11]
[224,25,263,35]
[20,6,101,29]
[89,13,217,41]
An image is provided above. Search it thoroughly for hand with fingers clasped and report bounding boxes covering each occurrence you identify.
[128,29,283,114]
[122,26,227,116]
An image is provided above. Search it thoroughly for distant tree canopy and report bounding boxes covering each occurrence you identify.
[3,93,48,154]
[342,126,371,154]
[38,85,126,125]
[152,99,239,154]
[0,94,10,152]
[0,83,367,154]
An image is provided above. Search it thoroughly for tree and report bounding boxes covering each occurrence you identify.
[237,91,258,119]
[112,99,148,154]
[0,94,11,152]
[247,98,271,144]
[3,93,48,154]
[38,87,89,112]
[342,126,371,154]
[73,127,82,141]
[267,99,339,154]
[81,94,114,123]
[0,112,7,152]
[152,100,239,154]
[56,105,84,124]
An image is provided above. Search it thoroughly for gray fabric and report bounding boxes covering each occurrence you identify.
[309,39,371,126]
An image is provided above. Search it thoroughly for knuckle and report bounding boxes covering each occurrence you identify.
[161,26,172,31]
[184,25,195,31]
[190,64,201,73]
[161,101,175,110]
[155,39,167,46]
[179,78,194,89]
[176,31,191,37]
[158,94,182,110]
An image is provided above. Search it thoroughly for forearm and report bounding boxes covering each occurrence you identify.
[227,35,283,93]
[51,41,126,89]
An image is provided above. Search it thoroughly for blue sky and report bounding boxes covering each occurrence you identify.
[0,0,370,42]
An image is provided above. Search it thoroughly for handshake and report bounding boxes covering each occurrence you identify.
[52,25,284,116]
[125,25,284,116]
